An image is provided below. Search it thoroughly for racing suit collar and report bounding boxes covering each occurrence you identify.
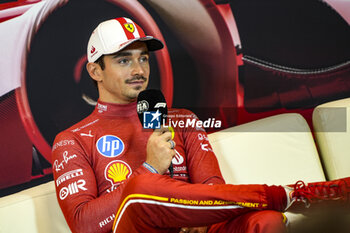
[94,99,137,117]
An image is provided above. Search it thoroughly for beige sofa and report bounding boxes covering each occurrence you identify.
[208,113,325,185]
[0,112,330,232]
[0,181,70,233]
[313,98,350,180]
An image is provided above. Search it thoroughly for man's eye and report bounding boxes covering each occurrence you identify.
[118,58,129,64]
[140,56,149,63]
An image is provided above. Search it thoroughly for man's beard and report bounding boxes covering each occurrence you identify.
[124,75,148,100]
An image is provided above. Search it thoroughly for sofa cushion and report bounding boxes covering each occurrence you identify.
[208,113,325,185]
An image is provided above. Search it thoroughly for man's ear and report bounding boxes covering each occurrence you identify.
[86,62,102,82]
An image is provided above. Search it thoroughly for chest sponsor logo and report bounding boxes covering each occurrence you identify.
[105,160,132,192]
[96,135,124,157]
[172,150,184,165]
[56,169,83,187]
[53,151,77,172]
[173,166,187,172]
[59,179,87,200]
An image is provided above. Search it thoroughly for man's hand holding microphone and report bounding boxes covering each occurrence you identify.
[146,126,176,175]
[137,89,175,176]
[137,90,207,233]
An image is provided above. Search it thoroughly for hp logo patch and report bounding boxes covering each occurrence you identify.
[96,135,124,158]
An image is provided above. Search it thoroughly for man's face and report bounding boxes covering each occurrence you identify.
[98,41,150,104]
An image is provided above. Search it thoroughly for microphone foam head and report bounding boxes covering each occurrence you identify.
[137,89,168,129]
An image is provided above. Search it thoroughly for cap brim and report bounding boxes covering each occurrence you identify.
[140,37,164,51]
[104,36,164,57]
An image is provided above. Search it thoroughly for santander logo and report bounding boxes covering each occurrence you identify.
[90,46,96,54]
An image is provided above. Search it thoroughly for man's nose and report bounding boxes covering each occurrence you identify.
[131,61,145,76]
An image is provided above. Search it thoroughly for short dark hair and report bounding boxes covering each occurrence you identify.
[91,55,105,87]
[95,55,105,70]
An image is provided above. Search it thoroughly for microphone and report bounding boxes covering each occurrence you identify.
[136,89,174,177]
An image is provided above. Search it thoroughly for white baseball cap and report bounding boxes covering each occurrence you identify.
[87,17,164,63]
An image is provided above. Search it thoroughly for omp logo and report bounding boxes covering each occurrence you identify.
[96,135,124,158]
[59,179,87,200]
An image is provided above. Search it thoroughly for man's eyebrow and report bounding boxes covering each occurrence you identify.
[112,50,149,58]
[112,52,132,58]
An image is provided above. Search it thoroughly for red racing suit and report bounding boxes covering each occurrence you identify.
[52,100,232,233]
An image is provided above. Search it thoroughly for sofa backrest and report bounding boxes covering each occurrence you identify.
[208,113,326,185]
[0,113,327,232]
[313,97,350,180]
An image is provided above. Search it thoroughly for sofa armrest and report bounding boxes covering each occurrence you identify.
[0,181,70,233]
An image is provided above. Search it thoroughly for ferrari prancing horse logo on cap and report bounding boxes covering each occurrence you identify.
[124,23,135,33]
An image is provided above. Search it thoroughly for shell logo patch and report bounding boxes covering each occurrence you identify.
[105,160,132,187]
[124,23,135,33]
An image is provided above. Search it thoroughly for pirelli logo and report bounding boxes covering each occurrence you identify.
[56,169,84,187]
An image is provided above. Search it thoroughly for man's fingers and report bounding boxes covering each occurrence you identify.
[161,131,172,142]
[180,227,208,233]
[153,126,170,135]
[168,140,176,149]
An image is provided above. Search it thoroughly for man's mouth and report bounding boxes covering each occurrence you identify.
[127,80,145,86]
[126,76,147,85]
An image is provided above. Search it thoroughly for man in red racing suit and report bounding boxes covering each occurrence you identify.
[52,17,350,233]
